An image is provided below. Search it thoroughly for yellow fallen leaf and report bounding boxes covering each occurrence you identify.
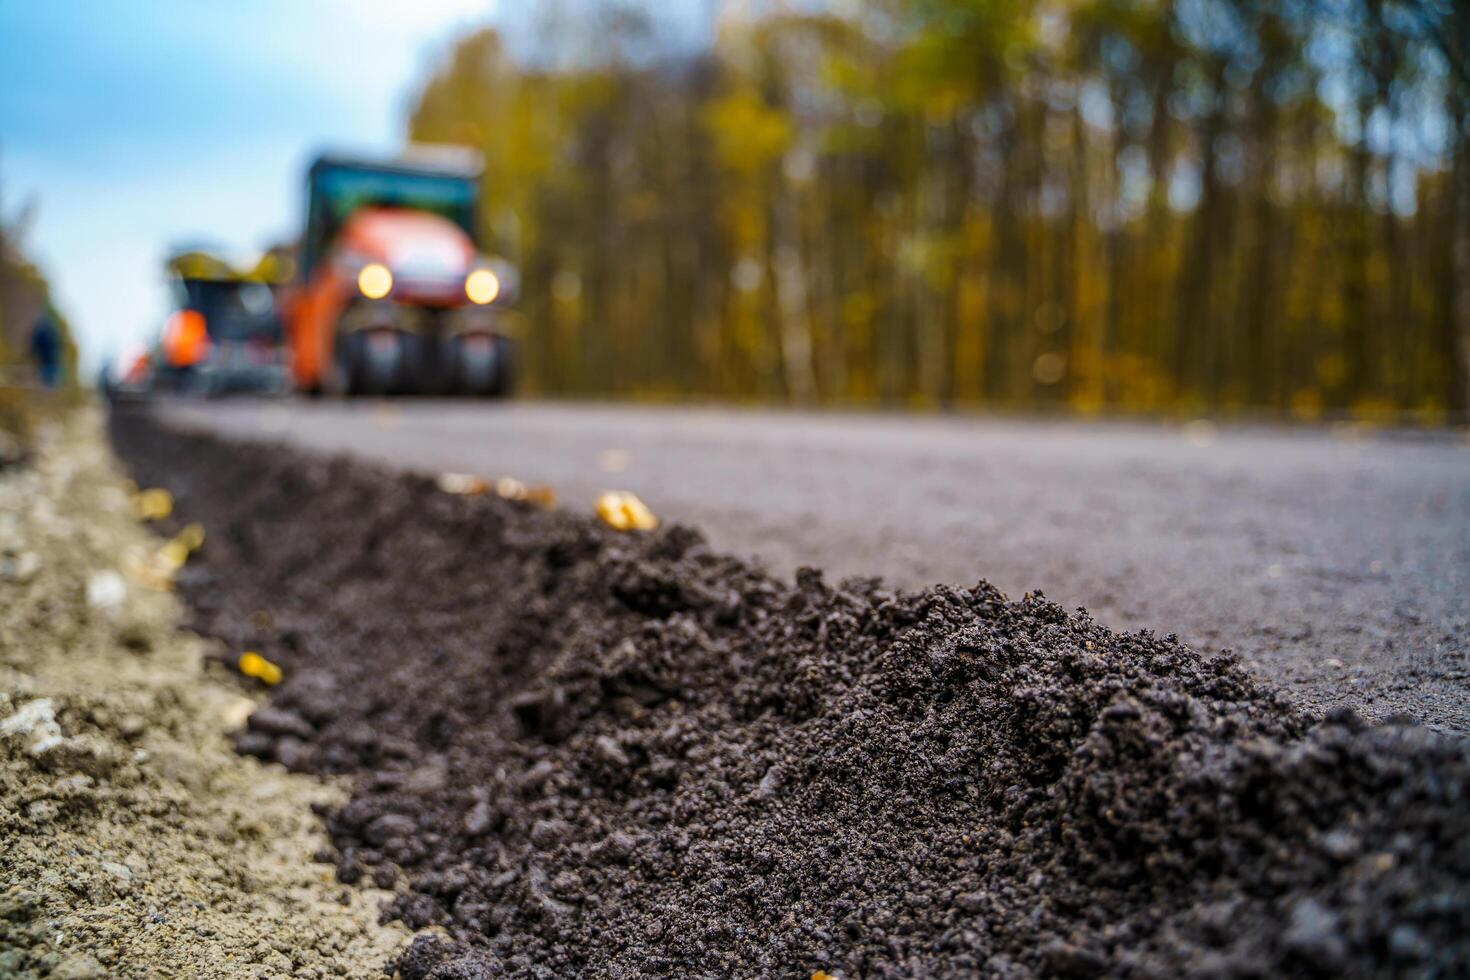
[524,484,557,509]
[437,472,487,496]
[620,493,657,530]
[595,493,630,530]
[177,522,205,552]
[496,476,528,500]
[156,539,190,573]
[595,491,658,532]
[133,487,173,521]
[238,651,283,686]
[497,476,557,508]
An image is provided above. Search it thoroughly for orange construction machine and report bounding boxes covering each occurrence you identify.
[154,249,290,397]
[285,148,518,396]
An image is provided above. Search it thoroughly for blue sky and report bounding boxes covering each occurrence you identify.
[0,0,501,370]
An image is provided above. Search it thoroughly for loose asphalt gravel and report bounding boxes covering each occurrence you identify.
[108,408,1470,977]
[153,398,1470,733]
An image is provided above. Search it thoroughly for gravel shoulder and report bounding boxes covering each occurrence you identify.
[0,406,409,978]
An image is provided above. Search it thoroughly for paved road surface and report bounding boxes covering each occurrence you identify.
[154,399,1470,731]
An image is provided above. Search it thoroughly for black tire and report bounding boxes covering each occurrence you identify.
[362,333,404,396]
[450,334,502,396]
[327,332,402,397]
[456,335,515,397]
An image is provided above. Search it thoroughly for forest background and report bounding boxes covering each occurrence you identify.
[410,0,1470,421]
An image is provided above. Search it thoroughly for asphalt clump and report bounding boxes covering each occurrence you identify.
[111,408,1470,978]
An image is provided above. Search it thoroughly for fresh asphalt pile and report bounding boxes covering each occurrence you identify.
[111,408,1470,979]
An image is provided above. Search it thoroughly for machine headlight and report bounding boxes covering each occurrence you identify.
[358,263,393,300]
[465,268,500,305]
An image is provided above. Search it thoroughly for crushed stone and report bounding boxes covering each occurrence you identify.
[1,407,409,978]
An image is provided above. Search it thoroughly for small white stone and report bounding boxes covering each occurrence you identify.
[101,860,133,882]
[1,698,60,741]
[86,570,127,612]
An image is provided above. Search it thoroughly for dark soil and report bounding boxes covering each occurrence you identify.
[111,407,1470,979]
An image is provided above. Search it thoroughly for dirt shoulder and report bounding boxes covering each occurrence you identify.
[1,406,409,979]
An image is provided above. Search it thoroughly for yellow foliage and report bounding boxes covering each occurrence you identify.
[398,12,1464,422]
[1414,398,1447,427]
[702,92,793,177]
[1315,353,1348,389]
[1350,397,1399,425]
[1290,388,1324,421]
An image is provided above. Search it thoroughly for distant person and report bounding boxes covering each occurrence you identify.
[29,309,61,388]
